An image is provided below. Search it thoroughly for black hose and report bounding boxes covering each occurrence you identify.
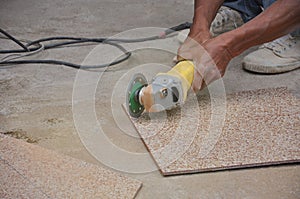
[0,28,29,52]
[0,22,191,69]
[0,52,131,69]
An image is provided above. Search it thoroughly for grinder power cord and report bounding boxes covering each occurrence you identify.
[0,22,191,69]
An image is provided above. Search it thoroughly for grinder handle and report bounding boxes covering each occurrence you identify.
[166,60,194,101]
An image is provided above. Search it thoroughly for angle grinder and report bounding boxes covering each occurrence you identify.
[126,60,194,118]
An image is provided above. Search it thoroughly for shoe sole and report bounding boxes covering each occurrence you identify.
[243,61,300,74]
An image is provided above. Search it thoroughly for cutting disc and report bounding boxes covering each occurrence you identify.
[126,73,147,118]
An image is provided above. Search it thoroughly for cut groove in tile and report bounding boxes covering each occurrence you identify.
[127,87,300,176]
[0,135,142,198]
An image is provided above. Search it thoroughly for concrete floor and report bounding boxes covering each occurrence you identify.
[1,0,299,198]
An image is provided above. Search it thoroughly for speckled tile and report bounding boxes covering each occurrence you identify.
[0,135,142,198]
[0,159,47,198]
[128,87,300,175]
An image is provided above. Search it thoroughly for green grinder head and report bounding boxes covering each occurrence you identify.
[126,73,147,118]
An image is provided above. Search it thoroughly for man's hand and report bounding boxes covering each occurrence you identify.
[177,34,232,92]
[176,29,211,61]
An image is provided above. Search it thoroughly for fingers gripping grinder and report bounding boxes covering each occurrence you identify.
[126,60,194,118]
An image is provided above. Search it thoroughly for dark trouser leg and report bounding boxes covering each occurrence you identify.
[223,0,276,22]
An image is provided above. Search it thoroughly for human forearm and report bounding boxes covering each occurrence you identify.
[189,0,224,41]
[177,0,224,60]
[221,0,300,57]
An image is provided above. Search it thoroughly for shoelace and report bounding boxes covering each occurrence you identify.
[262,34,297,53]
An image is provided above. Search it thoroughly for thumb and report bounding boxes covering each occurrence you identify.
[192,69,204,92]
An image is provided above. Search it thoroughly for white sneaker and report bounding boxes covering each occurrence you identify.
[243,34,300,74]
[177,6,244,43]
